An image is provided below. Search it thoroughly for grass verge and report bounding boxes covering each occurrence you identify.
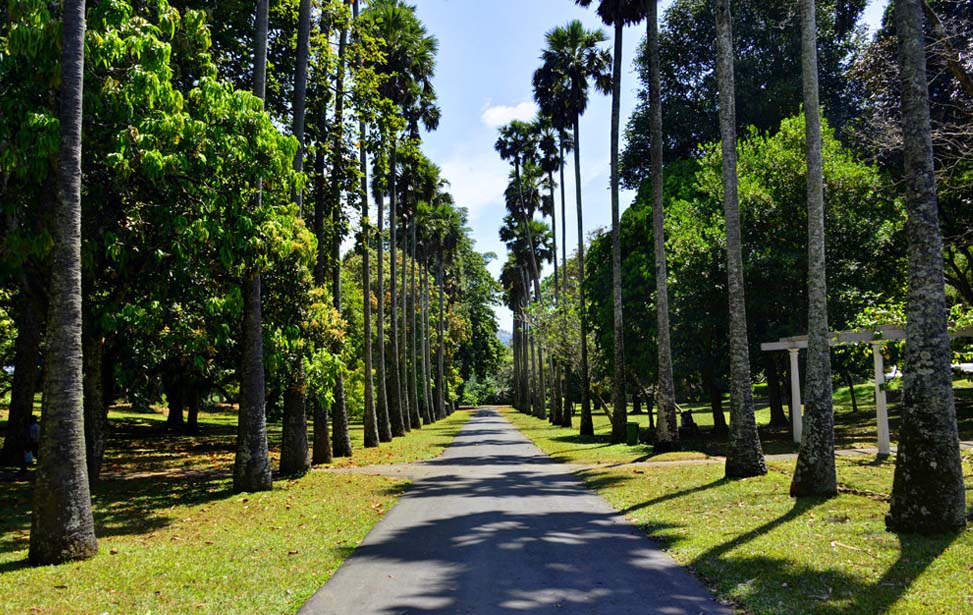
[0,407,473,613]
[504,406,973,615]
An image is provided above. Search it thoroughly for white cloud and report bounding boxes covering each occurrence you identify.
[480,101,538,128]
[439,149,510,220]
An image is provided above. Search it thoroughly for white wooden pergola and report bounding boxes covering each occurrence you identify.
[761,325,973,455]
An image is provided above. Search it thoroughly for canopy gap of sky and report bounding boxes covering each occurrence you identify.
[406,0,889,334]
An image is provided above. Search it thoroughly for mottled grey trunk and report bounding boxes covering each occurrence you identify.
[235,275,273,491]
[234,0,273,493]
[436,256,446,420]
[82,322,107,485]
[647,0,678,451]
[609,20,627,444]
[375,190,393,441]
[409,221,423,426]
[2,294,42,466]
[29,0,98,563]
[280,360,310,476]
[421,257,437,422]
[558,137,572,428]
[549,170,561,426]
[312,146,333,464]
[354,0,377,446]
[388,142,405,437]
[714,0,767,478]
[279,0,312,470]
[574,119,593,437]
[401,212,413,430]
[330,24,352,458]
[886,0,966,533]
[791,0,837,497]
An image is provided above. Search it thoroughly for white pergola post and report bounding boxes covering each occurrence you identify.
[788,348,802,444]
[871,341,891,457]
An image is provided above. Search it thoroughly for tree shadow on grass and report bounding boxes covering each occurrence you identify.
[0,472,236,557]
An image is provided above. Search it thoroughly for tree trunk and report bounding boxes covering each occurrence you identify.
[2,294,42,466]
[186,384,200,434]
[409,220,423,426]
[401,212,415,429]
[839,369,859,413]
[82,322,107,485]
[765,354,788,427]
[280,360,310,476]
[330,24,352,458]
[422,262,435,422]
[356,0,378,448]
[375,189,393,442]
[715,0,767,478]
[647,0,678,452]
[279,0,312,467]
[388,141,405,437]
[311,145,333,464]
[574,119,593,437]
[887,0,966,533]
[29,0,98,563]
[436,256,447,420]
[234,274,273,491]
[609,20,627,444]
[791,0,837,498]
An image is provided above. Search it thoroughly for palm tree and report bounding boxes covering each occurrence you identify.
[28,0,98,565]
[645,0,677,451]
[496,121,550,419]
[372,152,393,442]
[790,0,836,497]
[533,19,611,436]
[886,0,966,533]
[234,0,273,493]
[537,119,565,424]
[353,0,379,449]
[714,0,766,478]
[429,201,463,419]
[279,0,313,476]
[329,19,353,457]
[575,0,644,443]
[360,0,440,437]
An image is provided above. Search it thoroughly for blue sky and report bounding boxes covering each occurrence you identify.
[408,0,889,331]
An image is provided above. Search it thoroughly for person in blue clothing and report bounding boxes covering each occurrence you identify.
[18,415,40,477]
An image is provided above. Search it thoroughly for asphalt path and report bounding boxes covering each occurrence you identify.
[298,407,734,615]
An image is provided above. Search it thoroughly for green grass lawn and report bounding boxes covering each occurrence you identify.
[0,405,472,614]
[505,399,973,615]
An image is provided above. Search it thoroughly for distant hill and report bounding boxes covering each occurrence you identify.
[498,329,512,346]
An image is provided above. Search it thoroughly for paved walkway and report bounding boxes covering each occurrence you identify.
[298,407,733,615]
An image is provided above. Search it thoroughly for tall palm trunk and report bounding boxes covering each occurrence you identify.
[791,0,836,497]
[375,189,393,442]
[280,0,312,476]
[574,118,593,436]
[436,255,446,419]
[714,0,766,478]
[558,136,572,427]
[421,261,435,422]
[401,210,414,429]
[2,294,42,465]
[312,146,334,462]
[388,141,405,436]
[29,0,98,564]
[409,220,424,425]
[887,0,966,533]
[234,0,273,493]
[608,19,626,444]
[647,0,677,451]
[548,169,562,425]
[330,24,353,458]
[355,0,378,448]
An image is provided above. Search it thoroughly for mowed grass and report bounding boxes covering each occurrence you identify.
[504,396,973,615]
[502,379,973,466]
[579,455,973,615]
[0,405,472,614]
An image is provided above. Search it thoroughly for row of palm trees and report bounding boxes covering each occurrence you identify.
[28,0,476,565]
[505,0,965,534]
